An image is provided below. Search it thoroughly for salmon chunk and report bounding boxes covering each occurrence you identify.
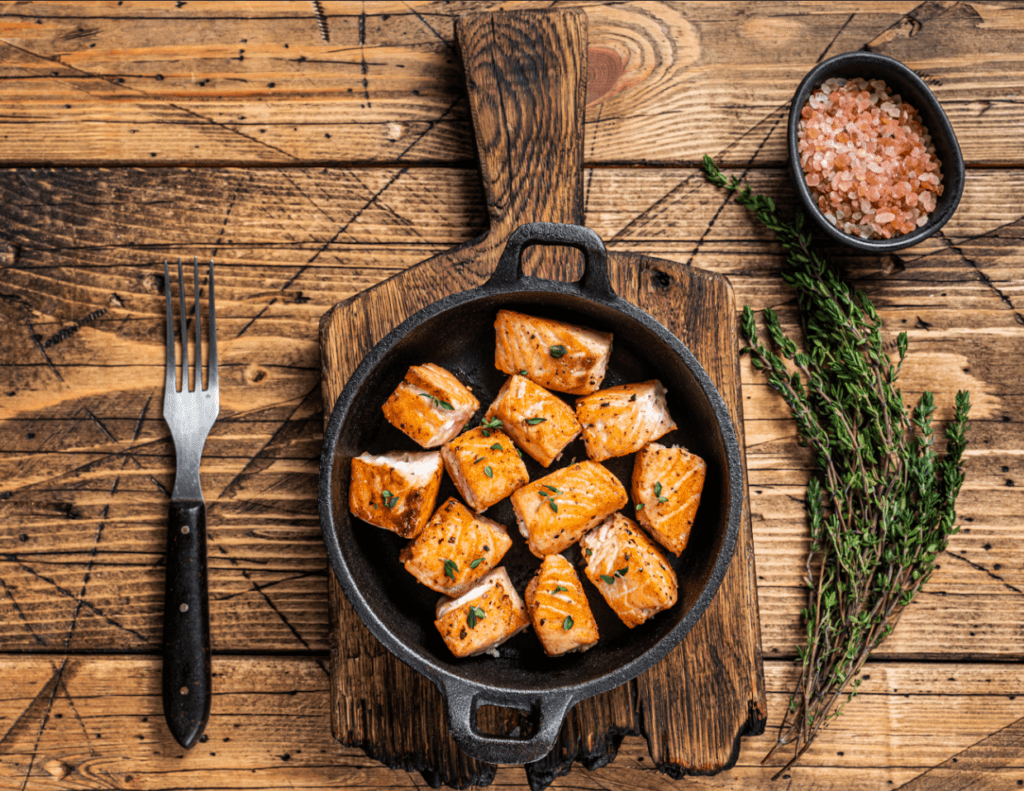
[575,380,677,462]
[525,554,600,656]
[484,375,581,467]
[510,461,628,557]
[580,513,678,628]
[494,309,613,395]
[434,567,530,658]
[400,498,513,595]
[631,443,707,556]
[382,363,480,449]
[441,427,529,512]
[348,451,443,539]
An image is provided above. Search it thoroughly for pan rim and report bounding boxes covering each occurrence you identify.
[318,274,743,702]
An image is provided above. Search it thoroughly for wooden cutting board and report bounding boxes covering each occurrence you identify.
[319,8,765,788]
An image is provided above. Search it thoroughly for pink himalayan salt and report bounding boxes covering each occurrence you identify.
[798,77,943,240]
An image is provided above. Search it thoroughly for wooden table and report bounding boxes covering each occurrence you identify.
[1,2,1022,789]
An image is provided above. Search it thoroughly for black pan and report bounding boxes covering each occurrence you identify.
[319,222,743,765]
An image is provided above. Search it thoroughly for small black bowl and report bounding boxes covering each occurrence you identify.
[788,51,964,252]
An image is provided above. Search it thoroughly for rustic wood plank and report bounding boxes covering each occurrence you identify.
[1,2,1023,166]
[2,655,1023,790]
[1,159,1020,658]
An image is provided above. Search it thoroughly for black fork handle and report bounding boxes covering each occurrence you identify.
[162,499,212,748]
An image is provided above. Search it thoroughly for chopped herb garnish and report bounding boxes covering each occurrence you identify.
[549,344,567,359]
[516,448,522,458]
[655,481,668,503]
[381,490,399,508]
[553,585,568,593]
[469,558,484,570]
[480,416,502,437]
[473,456,485,464]
[616,566,629,577]
[443,559,458,580]
[585,548,593,557]
[519,369,528,375]
[600,574,615,585]
[490,443,503,451]
[542,484,561,494]
[548,499,558,513]
[629,393,637,402]
[635,503,645,512]
[484,465,493,478]
[526,417,547,425]
[420,392,454,410]
[562,616,574,631]
[467,605,486,629]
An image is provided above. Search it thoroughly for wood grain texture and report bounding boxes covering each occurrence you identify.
[2,656,1024,790]
[1,2,1023,166]
[0,2,1022,787]
[1,164,1021,659]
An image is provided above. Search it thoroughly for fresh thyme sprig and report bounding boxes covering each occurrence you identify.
[702,156,971,776]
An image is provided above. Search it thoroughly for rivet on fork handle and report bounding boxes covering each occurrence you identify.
[162,258,219,749]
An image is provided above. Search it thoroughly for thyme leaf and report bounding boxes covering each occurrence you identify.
[703,155,971,776]
[443,559,458,580]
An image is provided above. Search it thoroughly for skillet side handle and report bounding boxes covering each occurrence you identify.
[487,221,614,299]
[443,681,575,765]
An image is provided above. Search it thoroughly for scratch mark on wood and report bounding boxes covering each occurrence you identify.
[395,96,461,162]
[816,12,855,62]
[311,0,329,42]
[401,1,455,55]
[942,550,1024,596]
[235,298,277,339]
[41,308,107,349]
[13,558,150,644]
[359,3,371,108]
[278,168,408,291]
[57,673,95,755]
[0,572,48,646]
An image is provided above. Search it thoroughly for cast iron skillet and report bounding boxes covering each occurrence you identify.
[319,222,743,765]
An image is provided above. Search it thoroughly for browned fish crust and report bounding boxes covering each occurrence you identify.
[382,363,480,449]
[631,442,707,556]
[494,309,613,395]
[510,461,628,557]
[525,554,600,656]
[400,498,513,595]
[348,451,443,538]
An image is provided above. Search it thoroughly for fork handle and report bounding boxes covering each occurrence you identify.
[162,499,212,748]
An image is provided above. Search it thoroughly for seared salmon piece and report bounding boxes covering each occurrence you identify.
[510,461,628,557]
[382,363,480,449]
[434,567,529,658]
[525,554,599,656]
[484,375,581,467]
[631,442,707,556]
[348,451,443,539]
[580,513,678,628]
[575,380,677,462]
[441,427,529,512]
[400,498,512,595]
[494,309,613,395]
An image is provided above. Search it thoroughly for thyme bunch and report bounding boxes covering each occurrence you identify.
[702,156,971,775]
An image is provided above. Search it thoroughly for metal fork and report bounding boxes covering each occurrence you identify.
[162,257,218,749]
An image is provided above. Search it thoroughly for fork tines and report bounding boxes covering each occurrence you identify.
[164,257,218,394]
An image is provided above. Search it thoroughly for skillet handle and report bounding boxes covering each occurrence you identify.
[442,680,575,765]
[487,221,614,299]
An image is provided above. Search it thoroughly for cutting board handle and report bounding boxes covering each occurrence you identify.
[457,8,587,236]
